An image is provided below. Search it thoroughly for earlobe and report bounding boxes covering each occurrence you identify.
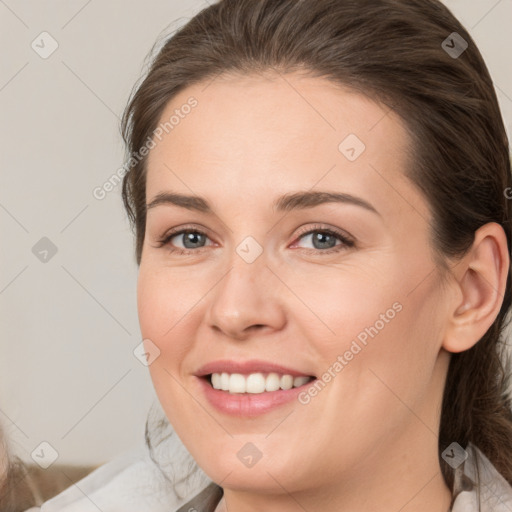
[442,222,509,354]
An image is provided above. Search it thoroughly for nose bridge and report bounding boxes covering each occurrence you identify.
[205,239,285,338]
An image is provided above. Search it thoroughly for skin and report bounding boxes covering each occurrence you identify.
[137,71,508,511]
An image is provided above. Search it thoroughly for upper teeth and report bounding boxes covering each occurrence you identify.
[210,372,312,394]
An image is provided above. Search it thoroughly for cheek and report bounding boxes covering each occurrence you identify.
[136,262,221,420]
[334,276,448,424]
[137,266,189,406]
[285,227,423,330]
[303,261,446,412]
[137,264,205,350]
[136,268,194,422]
[282,258,403,350]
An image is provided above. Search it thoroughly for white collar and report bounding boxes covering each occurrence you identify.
[37,436,211,512]
[452,444,512,511]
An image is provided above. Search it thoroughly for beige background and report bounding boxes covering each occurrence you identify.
[1,0,511,465]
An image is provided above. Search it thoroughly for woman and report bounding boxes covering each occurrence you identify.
[34,0,512,510]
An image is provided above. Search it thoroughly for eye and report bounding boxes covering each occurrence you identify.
[155,225,213,255]
[291,224,355,254]
[155,223,355,256]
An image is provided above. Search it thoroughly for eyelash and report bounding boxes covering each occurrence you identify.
[155,223,355,256]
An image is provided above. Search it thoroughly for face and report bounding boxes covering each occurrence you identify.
[138,72,453,496]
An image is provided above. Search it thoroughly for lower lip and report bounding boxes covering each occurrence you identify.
[196,376,316,417]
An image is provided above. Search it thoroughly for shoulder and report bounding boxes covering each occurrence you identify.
[452,443,512,512]
[37,439,212,512]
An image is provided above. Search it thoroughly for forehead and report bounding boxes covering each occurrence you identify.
[145,71,430,223]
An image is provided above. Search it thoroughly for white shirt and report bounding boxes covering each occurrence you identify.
[27,432,212,512]
[27,436,512,512]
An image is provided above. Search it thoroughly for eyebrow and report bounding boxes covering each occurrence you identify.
[146,190,380,216]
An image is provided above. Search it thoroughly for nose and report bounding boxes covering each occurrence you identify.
[205,251,287,341]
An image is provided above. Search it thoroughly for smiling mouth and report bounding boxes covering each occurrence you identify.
[206,372,315,394]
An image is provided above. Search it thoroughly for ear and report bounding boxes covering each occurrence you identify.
[442,222,510,354]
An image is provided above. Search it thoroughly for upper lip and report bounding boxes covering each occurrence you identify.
[195,359,315,378]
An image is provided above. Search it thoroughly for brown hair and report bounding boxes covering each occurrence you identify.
[0,431,36,511]
[120,0,512,498]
